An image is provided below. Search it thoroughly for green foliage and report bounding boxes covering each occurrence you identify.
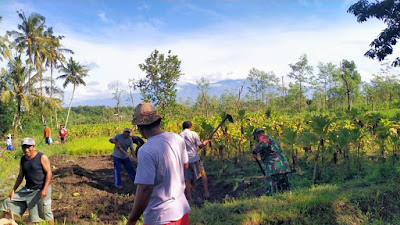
[348,0,400,67]
[0,101,14,137]
[136,49,183,111]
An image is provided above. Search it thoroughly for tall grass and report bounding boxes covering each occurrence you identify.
[62,136,113,156]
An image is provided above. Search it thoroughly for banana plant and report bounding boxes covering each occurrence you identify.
[328,127,354,173]
[376,118,392,160]
[302,115,332,186]
[281,124,299,168]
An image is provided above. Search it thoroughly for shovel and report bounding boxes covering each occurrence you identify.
[208,114,234,139]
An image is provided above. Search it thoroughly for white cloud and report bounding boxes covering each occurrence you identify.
[2,0,397,106]
[98,12,109,23]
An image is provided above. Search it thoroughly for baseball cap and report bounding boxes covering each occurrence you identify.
[44,123,48,126]
[123,128,131,133]
[21,137,36,146]
[253,128,264,136]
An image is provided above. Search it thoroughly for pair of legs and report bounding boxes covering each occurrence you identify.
[184,160,209,200]
[265,174,290,196]
[44,137,51,145]
[112,156,136,187]
[1,186,54,225]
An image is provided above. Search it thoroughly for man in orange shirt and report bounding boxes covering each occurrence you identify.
[43,123,51,145]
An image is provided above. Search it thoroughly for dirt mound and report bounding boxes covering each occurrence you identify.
[50,155,263,224]
[51,155,135,224]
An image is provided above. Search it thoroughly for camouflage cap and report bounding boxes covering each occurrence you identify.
[253,128,264,136]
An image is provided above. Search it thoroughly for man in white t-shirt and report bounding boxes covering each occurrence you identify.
[127,102,190,225]
[179,121,210,201]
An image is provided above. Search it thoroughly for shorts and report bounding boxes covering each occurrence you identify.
[144,213,189,225]
[0,186,54,222]
[60,137,65,142]
[6,145,13,150]
[184,160,205,181]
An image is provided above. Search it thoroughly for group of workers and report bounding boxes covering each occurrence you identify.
[44,123,68,145]
[0,101,291,225]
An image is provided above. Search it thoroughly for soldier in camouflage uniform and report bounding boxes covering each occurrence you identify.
[252,128,291,196]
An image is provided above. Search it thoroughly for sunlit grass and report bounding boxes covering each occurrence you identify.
[189,182,400,225]
[62,136,113,156]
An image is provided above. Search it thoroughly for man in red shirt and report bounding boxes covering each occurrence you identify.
[59,125,67,143]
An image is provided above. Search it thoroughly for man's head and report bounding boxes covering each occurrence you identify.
[253,128,265,142]
[123,128,131,137]
[21,137,36,157]
[182,121,192,130]
[44,123,48,126]
[60,125,64,128]
[132,102,163,139]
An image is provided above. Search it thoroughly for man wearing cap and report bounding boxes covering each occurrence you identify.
[0,137,54,225]
[109,128,137,188]
[179,120,210,201]
[127,102,190,225]
[43,123,51,145]
[252,128,291,196]
[6,134,13,151]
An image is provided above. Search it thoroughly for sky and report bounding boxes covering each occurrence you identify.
[1,0,399,106]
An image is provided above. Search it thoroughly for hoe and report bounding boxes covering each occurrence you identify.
[208,114,234,139]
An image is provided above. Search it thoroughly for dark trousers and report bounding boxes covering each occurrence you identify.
[112,156,136,187]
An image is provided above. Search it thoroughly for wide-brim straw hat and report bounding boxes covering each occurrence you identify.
[132,102,163,125]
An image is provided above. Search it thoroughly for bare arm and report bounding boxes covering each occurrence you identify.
[109,139,121,148]
[184,162,189,169]
[8,166,24,200]
[40,154,52,198]
[198,139,210,149]
[129,146,138,164]
[126,184,154,225]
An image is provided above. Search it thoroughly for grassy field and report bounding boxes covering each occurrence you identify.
[1,133,400,224]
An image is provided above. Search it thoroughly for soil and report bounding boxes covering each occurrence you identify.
[50,155,264,224]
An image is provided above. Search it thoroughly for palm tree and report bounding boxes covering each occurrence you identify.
[0,17,12,62]
[44,27,74,98]
[0,56,38,136]
[7,10,49,89]
[43,27,73,127]
[57,57,89,129]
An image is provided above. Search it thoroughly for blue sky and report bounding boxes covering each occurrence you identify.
[1,0,398,106]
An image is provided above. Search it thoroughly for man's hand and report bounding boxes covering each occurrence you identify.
[115,142,122,149]
[203,139,210,145]
[40,188,48,198]
[7,189,15,200]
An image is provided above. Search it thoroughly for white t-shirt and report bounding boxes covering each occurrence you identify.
[179,129,202,163]
[6,138,12,146]
[134,132,190,225]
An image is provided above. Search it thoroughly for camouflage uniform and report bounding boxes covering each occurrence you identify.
[252,134,291,196]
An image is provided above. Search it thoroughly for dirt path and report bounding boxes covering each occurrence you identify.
[50,155,262,224]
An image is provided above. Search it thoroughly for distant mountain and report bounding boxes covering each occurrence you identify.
[71,79,251,106]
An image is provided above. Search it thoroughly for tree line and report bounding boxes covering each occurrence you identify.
[1,0,399,137]
[0,11,89,137]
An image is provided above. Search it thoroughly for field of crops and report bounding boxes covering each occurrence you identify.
[1,109,400,224]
